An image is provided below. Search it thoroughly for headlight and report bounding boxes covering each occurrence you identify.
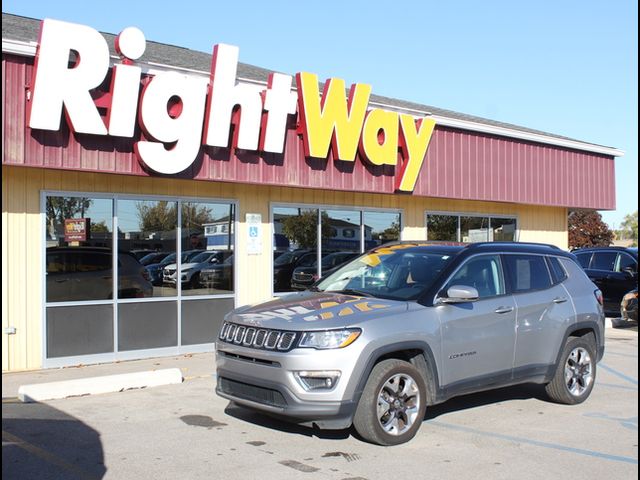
[298,328,361,349]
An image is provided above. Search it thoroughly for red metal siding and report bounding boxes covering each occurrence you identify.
[3,54,615,210]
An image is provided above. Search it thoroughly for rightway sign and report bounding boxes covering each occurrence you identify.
[27,19,435,192]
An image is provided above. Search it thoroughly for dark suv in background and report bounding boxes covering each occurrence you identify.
[572,247,638,317]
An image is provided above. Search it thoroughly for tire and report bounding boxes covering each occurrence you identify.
[545,336,597,405]
[353,359,427,446]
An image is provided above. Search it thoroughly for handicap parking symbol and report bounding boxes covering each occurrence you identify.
[249,226,259,238]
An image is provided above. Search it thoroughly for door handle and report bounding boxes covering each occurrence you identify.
[553,297,568,304]
[495,306,514,314]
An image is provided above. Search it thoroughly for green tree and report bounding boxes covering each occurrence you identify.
[618,211,638,246]
[568,210,614,249]
[281,211,331,249]
[90,220,110,233]
[136,201,178,232]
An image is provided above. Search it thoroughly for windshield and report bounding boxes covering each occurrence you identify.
[161,253,176,265]
[315,248,454,300]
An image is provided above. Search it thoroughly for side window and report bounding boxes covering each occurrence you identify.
[615,253,637,273]
[591,252,617,271]
[575,253,592,269]
[504,255,552,293]
[447,255,505,298]
[546,256,568,284]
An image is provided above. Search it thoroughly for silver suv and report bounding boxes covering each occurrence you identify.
[216,242,605,445]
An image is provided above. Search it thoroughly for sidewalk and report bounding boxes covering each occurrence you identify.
[2,352,215,399]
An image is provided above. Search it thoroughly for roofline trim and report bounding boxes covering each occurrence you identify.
[2,38,624,157]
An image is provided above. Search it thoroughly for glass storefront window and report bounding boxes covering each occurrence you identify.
[460,216,490,243]
[273,207,319,292]
[427,213,517,242]
[45,194,236,363]
[118,199,177,298]
[365,211,401,249]
[427,214,458,241]
[45,196,114,302]
[181,202,235,296]
[491,217,517,241]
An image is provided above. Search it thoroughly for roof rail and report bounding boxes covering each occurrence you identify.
[464,241,562,250]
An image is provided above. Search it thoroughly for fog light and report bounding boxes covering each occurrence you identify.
[294,370,341,391]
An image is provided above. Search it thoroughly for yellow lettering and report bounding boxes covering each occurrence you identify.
[296,72,371,161]
[360,109,399,166]
[396,114,436,192]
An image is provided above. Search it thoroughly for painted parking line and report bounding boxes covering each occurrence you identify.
[597,382,638,391]
[427,421,638,465]
[599,363,638,386]
[2,430,100,480]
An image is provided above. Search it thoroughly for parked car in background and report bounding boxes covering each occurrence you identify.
[572,247,638,316]
[217,242,605,446]
[200,254,234,291]
[273,249,314,291]
[291,251,360,290]
[620,288,638,323]
[130,249,156,261]
[163,250,231,289]
[138,251,171,266]
[145,250,204,286]
[46,247,152,302]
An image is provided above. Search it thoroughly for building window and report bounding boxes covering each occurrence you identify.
[44,194,236,365]
[427,213,517,243]
[273,206,401,293]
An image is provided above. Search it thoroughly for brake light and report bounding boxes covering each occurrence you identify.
[594,289,604,306]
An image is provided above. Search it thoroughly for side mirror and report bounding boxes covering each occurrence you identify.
[438,285,480,304]
[622,266,637,278]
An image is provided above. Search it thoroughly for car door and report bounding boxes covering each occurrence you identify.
[506,254,575,377]
[589,251,620,312]
[437,254,517,387]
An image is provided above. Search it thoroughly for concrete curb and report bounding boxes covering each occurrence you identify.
[17,368,183,403]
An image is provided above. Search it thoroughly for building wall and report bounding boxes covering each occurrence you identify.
[2,165,568,371]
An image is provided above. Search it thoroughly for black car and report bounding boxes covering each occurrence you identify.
[291,251,360,290]
[273,250,315,291]
[573,247,638,316]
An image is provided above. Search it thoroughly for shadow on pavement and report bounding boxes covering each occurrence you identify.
[223,402,352,440]
[2,400,105,479]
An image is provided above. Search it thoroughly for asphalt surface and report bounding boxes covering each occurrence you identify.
[2,324,638,480]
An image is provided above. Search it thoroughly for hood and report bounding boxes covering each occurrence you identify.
[226,291,408,330]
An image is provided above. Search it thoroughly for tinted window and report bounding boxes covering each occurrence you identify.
[575,253,592,269]
[591,252,617,271]
[616,253,637,273]
[504,255,552,292]
[547,256,568,284]
[447,255,505,298]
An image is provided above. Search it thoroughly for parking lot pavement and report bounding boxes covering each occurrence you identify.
[3,327,638,480]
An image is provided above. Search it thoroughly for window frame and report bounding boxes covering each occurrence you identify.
[436,253,509,301]
[501,253,554,294]
[41,190,239,368]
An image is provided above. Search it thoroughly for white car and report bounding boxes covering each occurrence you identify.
[163,250,230,288]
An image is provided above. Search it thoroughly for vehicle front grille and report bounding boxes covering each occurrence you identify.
[218,377,287,408]
[293,273,313,281]
[218,322,298,351]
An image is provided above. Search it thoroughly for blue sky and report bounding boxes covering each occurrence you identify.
[4,0,637,228]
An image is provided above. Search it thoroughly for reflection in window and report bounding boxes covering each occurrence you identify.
[118,200,177,298]
[273,207,319,292]
[427,214,458,241]
[461,216,490,243]
[504,255,552,292]
[182,202,235,296]
[365,211,401,249]
[492,218,517,241]
[45,196,114,302]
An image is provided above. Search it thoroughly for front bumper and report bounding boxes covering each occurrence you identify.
[215,341,363,429]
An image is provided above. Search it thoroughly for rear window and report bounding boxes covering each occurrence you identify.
[591,252,617,271]
[504,255,552,293]
[546,256,568,284]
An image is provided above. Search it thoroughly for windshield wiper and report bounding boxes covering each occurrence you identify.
[330,288,373,297]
